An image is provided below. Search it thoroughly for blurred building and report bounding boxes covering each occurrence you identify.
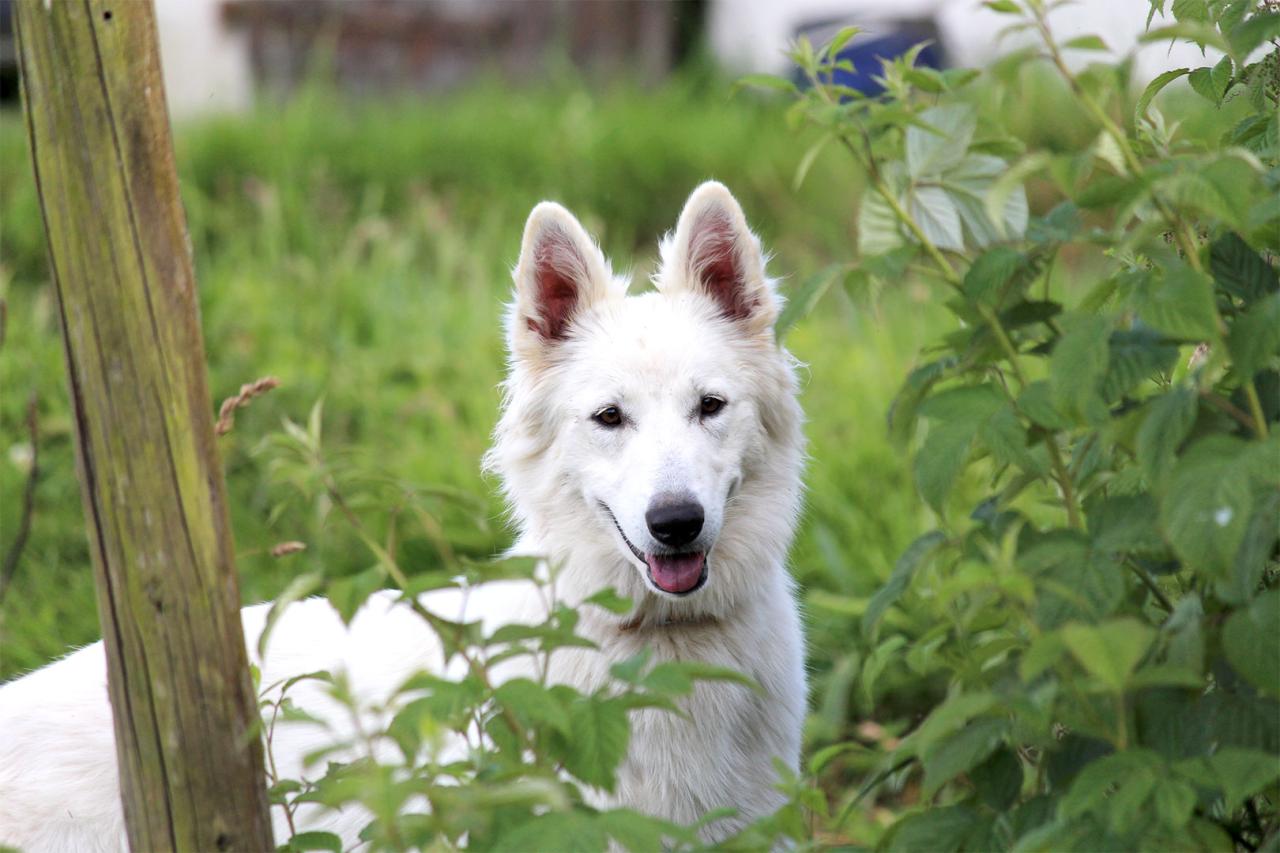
[0,0,1230,118]
[156,0,702,117]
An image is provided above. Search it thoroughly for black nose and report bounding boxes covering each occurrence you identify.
[646,499,704,548]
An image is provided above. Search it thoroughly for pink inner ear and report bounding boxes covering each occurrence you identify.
[530,230,583,341]
[690,210,754,321]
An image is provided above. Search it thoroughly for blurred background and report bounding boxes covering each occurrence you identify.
[0,0,1235,839]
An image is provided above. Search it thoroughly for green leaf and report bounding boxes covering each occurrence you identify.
[1136,386,1198,487]
[1171,0,1208,21]
[1161,594,1205,673]
[1223,590,1280,697]
[906,185,964,251]
[1017,380,1072,430]
[1229,292,1280,378]
[970,747,1023,811]
[496,678,572,734]
[1024,532,1124,628]
[597,808,691,852]
[821,25,862,59]
[775,263,847,340]
[914,385,1006,510]
[1152,777,1197,828]
[582,587,634,615]
[1133,261,1220,341]
[889,357,958,447]
[1211,55,1234,97]
[492,812,605,853]
[1227,11,1280,59]
[1061,749,1163,821]
[978,402,1045,475]
[983,0,1021,12]
[863,530,948,640]
[921,717,1008,799]
[1220,488,1280,604]
[325,566,384,625]
[944,153,1029,245]
[907,104,977,178]
[259,572,324,658]
[1160,436,1253,578]
[1208,747,1280,811]
[1087,493,1164,554]
[1050,314,1112,425]
[985,152,1048,238]
[1136,68,1190,120]
[859,181,907,255]
[609,649,651,685]
[1063,35,1110,51]
[557,698,631,791]
[1102,328,1178,401]
[882,804,982,853]
[1140,21,1229,51]
[1062,618,1156,691]
[1188,65,1229,104]
[1211,232,1280,302]
[732,74,798,95]
[792,135,831,191]
[963,247,1024,307]
[284,831,345,853]
[1020,631,1067,682]
[642,659,762,696]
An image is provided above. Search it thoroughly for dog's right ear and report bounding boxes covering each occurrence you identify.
[511,202,612,361]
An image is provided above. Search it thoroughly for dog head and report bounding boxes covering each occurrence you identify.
[489,182,804,615]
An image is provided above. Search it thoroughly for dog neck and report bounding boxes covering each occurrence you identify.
[616,610,720,633]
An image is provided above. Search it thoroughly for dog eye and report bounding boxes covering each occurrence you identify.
[593,406,623,427]
[699,395,725,417]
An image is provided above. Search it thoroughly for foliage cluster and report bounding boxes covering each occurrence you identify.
[3,2,1277,847]
[249,403,795,851]
[1,74,920,848]
[755,0,1280,849]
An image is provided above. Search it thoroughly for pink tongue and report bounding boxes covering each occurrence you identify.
[646,552,705,593]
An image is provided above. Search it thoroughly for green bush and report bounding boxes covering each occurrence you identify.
[248,404,781,850]
[758,0,1280,848]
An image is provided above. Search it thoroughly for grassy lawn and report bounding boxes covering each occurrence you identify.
[0,76,943,691]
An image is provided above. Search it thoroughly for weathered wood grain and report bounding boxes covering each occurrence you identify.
[13,1,274,849]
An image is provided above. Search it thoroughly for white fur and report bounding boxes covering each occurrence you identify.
[0,182,807,850]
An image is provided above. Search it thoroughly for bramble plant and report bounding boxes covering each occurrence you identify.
[749,0,1280,849]
[251,404,806,851]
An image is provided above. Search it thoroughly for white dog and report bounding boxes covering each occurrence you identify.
[0,181,807,850]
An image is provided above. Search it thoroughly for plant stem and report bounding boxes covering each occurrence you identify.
[1032,5,1215,290]
[1200,389,1262,435]
[1125,558,1175,613]
[1243,381,1270,438]
[1043,436,1084,531]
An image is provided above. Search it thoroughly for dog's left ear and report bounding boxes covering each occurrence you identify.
[659,181,778,333]
[510,201,613,362]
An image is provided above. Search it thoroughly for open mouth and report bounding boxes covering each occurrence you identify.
[601,504,708,596]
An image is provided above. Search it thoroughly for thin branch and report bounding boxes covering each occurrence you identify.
[1242,381,1270,439]
[1199,389,1259,434]
[0,395,39,604]
[1125,558,1175,613]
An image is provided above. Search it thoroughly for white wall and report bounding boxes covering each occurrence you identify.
[154,0,252,119]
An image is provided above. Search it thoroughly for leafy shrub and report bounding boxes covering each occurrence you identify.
[251,404,810,850]
[755,0,1280,848]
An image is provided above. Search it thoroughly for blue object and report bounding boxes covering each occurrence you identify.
[793,20,947,97]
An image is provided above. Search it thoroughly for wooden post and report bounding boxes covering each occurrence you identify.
[13,1,275,850]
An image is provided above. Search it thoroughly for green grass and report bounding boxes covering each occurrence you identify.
[0,75,945,784]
